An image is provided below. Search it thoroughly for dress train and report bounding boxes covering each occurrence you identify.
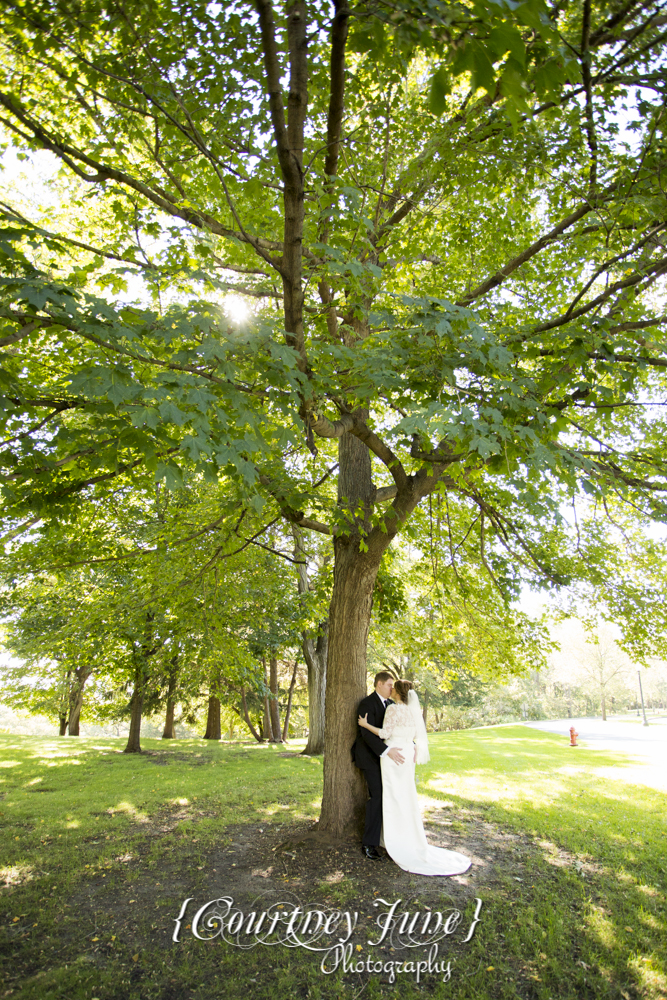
[379,701,471,877]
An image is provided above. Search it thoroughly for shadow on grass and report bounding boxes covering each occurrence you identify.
[1,729,666,999]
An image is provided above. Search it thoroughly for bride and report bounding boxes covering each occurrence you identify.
[358,679,471,877]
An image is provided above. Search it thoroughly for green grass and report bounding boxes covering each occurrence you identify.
[1,727,666,1000]
[423,727,667,998]
[0,734,322,849]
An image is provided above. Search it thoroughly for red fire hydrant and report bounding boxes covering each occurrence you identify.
[569,726,578,747]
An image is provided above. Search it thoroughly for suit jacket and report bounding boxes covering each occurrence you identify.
[352,692,393,769]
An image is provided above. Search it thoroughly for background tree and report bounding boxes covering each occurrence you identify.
[553,619,633,720]
[292,525,330,754]
[0,474,315,745]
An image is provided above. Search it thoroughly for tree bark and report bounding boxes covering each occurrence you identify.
[124,612,157,754]
[422,690,430,727]
[319,538,383,838]
[293,525,328,755]
[124,658,144,754]
[282,657,300,741]
[162,699,176,739]
[318,426,384,839]
[67,688,84,736]
[315,402,431,837]
[263,696,272,740]
[241,689,263,742]
[58,714,68,736]
[67,664,91,736]
[203,695,221,740]
[162,654,178,738]
[302,624,328,754]
[269,655,282,741]
[261,657,273,741]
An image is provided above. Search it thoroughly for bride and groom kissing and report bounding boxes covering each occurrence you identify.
[352,671,471,877]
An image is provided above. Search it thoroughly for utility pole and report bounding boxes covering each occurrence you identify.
[637,669,649,727]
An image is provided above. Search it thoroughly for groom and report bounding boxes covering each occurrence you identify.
[352,670,405,859]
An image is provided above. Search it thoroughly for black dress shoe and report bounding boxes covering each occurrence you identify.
[362,845,381,860]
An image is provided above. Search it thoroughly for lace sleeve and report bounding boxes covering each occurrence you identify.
[378,704,399,740]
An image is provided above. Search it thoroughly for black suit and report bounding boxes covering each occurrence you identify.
[352,692,392,847]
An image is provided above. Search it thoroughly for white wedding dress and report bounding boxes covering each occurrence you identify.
[379,695,471,876]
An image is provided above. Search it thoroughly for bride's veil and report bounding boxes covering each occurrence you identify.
[407,689,430,764]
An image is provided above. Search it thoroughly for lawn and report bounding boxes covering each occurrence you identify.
[1,727,665,1000]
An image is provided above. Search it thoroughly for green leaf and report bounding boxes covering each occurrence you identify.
[487,24,526,66]
[428,65,452,116]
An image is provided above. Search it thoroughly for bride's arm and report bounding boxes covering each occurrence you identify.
[358,713,382,736]
[377,703,399,740]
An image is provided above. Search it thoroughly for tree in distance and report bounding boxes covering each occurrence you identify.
[0,476,319,748]
[0,1,666,835]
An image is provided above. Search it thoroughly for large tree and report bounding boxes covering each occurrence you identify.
[1,0,666,835]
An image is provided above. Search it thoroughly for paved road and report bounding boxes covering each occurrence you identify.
[523,716,667,757]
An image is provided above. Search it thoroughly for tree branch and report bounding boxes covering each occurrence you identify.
[0,90,283,258]
[256,0,294,185]
[0,202,161,273]
[324,1,350,181]
[456,201,600,305]
[258,474,332,535]
[531,256,667,334]
[374,484,398,502]
[0,400,82,447]
[0,320,40,348]
[349,419,409,493]
[581,0,599,196]
[0,308,283,400]
[0,515,41,545]
[560,224,666,322]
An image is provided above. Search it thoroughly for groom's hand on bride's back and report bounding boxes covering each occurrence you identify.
[387,747,405,764]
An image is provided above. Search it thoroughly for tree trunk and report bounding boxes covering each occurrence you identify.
[302,624,328,754]
[124,659,144,754]
[263,697,272,740]
[422,690,430,728]
[318,424,385,839]
[67,688,84,736]
[67,664,90,736]
[262,658,273,740]
[601,689,607,721]
[162,699,176,739]
[318,539,382,838]
[269,655,282,741]
[203,695,221,740]
[162,654,178,738]
[241,689,263,742]
[124,612,156,754]
[292,525,328,755]
[282,657,300,741]
[58,714,68,736]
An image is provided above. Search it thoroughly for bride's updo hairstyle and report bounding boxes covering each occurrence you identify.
[393,679,414,703]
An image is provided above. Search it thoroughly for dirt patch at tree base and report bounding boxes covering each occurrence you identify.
[62,802,541,950]
[2,803,601,998]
